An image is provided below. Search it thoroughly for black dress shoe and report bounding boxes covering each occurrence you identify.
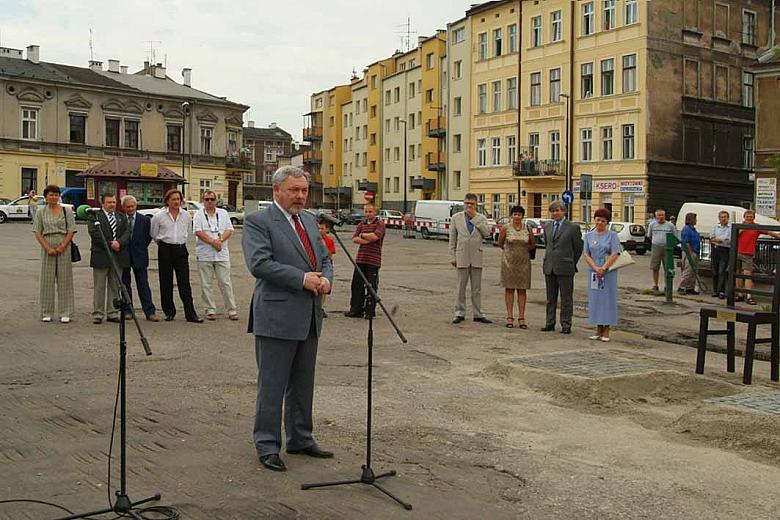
[106,316,120,323]
[452,316,465,324]
[164,315,175,321]
[541,325,555,332]
[186,316,204,323]
[560,327,572,334]
[259,453,287,471]
[344,311,364,318]
[473,317,493,324]
[287,444,334,458]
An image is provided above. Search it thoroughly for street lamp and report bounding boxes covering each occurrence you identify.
[399,119,408,215]
[559,93,571,219]
[181,101,190,198]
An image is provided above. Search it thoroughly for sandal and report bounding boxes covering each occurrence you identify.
[746,298,757,305]
[505,317,514,328]
[517,319,528,329]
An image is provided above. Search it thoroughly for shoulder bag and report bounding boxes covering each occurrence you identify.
[64,208,81,262]
[527,224,537,260]
[608,250,634,271]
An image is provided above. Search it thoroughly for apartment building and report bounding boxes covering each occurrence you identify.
[445,16,472,202]
[242,122,292,202]
[751,46,780,218]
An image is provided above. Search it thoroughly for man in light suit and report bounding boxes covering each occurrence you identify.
[242,166,334,472]
[121,195,159,321]
[541,200,584,334]
[449,193,492,324]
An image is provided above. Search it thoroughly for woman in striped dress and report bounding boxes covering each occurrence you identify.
[32,184,76,323]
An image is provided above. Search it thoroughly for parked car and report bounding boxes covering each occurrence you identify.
[0,198,11,206]
[378,209,404,228]
[137,200,204,218]
[342,208,365,225]
[607,221,647,254]
[0,195,74,224]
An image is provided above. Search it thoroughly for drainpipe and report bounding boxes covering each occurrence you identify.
[771,0,776,47]
[516,0,523,208]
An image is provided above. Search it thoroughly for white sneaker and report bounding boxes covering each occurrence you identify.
[589,335,601,340]
[600,337,611,342]
[60,317,71,324]
[41,316,52,322]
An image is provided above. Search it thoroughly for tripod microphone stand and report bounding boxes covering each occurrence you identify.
[302,218,412,510]
[53,216,162,520]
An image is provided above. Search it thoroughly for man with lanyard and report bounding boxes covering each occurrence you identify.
[710,210,732,299]
[736,209,780,305]
[150,189,203,323]
[345,203,385,318]
[646,208,677,293]
[193,190,238,320]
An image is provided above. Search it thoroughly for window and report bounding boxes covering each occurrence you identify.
[714,3,729,37]
[69,114,86,144]
[344,139,348,152]
[581,62,594,98]
[477,139,487,166]
[507,135,516,165]
[385,90,391,105]
[385,178,391,192]
[363,99,367,112]
[393,116,400,131]
[370,160,376,172]
[454,60,462,79]
[714,64,729,102]
[622,124,635,159]
[200,126,212,154]
[508,24,518,53]
[603,0,616,30]
[409,144,416,160]
[105,118,120,147]
[394,147,400,161]
[121,120,138,149]
[370,105,377,118]
[744,135,754,169]
[454,170,462,189]
[550,131,560,161]
[409,82,415,98]
[583,2,595,35]
[529,133,540,158]
[491,137,501,165]
[601,58,614,95]
[371,75,377,89]
[385,119,390,133]
[454,96,462,116]
[742,10,757,45]
[684,59,701,97]
[743,72,754,108]
[494,28,502,56]
[530,72,541,106]
[394,177,400,192]
[581,128,593,161]
[21,107,38,140]
[21,167,37,195]
[329,116,335,127]
[344,114,348,127]
[453,27,465,43]
[550,68,561,103]
[622,54,637,93]
[478,84,487,113]
[492,80,502,112]
[370,133,376,145]
[601,127,613,160]
[454,134,462,152]
[166,124,182,152]
[507,77,517,110]
[394,87,400,103]
[551,10,562,42]
[426,89,433,103]
[478,32,488,60]
[426,52,435,69]
[625,0,638,24]
[409,113,415,129]
[532,16,542,47]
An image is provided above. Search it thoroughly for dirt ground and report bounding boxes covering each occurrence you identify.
[1,221,780,519]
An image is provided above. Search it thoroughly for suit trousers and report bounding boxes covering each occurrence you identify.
[93,267,120,319]
[158,243,198,319]
[545,274,574,328]
[253,319,318,456]
[349,263,380,315]
[197,260,237,315]
[711,246,730,295]
[454,266,483,318]
[122,264,156,317]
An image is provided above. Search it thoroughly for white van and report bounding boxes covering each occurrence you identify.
[413,200,493,239]
[676,203,780,237]
[257,200,274,212]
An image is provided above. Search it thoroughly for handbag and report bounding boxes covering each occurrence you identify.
[608,249,634,271]
[64,208,81,262]
[527,224,537,260]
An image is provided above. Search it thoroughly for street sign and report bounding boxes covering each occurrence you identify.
[580,174,593,200]
[562,190,574,206]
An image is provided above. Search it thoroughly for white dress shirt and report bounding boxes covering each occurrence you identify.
[150,207,192,245]
[193,208,233,261]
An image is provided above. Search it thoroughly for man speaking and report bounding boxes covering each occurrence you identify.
[243,166,333,472]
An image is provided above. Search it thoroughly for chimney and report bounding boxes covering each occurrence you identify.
[108,59,120,73]
[120,65,128,74]
[144,60,150,72]
[182,67,192,87]
[248,121,255,128]
[269,122,277,129]
[26,45,40,64]
[153,63,166,79]
[89,60,103,71]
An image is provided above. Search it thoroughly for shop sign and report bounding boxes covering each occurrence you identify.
[756,177,777,217]
[139,163,159,178]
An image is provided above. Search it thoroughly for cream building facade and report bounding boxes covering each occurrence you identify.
[445,16,472,202]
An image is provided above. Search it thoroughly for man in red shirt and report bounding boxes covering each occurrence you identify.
[736,209,780,304]
[345,204,385,318]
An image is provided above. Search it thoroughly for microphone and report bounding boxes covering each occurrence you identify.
[316,211,342,227]
[76,205,103,219]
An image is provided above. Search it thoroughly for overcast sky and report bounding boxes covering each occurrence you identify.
[2,0,471,141]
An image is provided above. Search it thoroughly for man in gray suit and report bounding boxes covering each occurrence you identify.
[449,193,492,324]
[541,200,584,334]
[242,166,334,472]
[89,193,131,324]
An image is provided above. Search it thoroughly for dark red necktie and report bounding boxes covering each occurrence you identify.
[292,214,317,269]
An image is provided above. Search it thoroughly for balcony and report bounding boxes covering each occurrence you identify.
[303,126,323,142]
[225,153,253,171]
[358,181,378,192]
[426,151,446,172]
[303,149,322,165]
[411,178,436,191]
[426,116,446,138]
[512,154,566,177]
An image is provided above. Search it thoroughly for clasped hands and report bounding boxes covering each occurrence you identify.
[304,271,330,295]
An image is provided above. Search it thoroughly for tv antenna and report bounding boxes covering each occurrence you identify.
[89,28,95,60]
[394,18,417,52]
[145,40,162,64]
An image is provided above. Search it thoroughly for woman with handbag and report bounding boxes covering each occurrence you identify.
[583,208,621,342]
[32,184,76,323]
[497,205,535,329]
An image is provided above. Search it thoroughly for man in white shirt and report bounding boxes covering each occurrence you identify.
[150,189,202,323]
[193,190,238,320]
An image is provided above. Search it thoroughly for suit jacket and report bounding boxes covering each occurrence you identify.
[127,212,152,269]
[88,210,131,269]
[542,218,584,276]
[448,211,491,268]
[242,204,333,341]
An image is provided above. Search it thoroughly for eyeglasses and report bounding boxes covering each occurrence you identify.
[203,197,216,201]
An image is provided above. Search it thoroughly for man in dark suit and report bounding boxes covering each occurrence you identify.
[541,200,584,334]
[121,195,159,321]
[88,193,131,324]
[243,166,334,472]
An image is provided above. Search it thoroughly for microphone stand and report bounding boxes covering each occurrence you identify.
[302,219,412,511]
[53,216,162,520]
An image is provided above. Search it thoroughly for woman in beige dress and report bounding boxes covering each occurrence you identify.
[497,205,535,328]
[32,184,76,323]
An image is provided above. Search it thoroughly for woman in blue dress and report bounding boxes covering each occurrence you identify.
[583,208,621,342]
